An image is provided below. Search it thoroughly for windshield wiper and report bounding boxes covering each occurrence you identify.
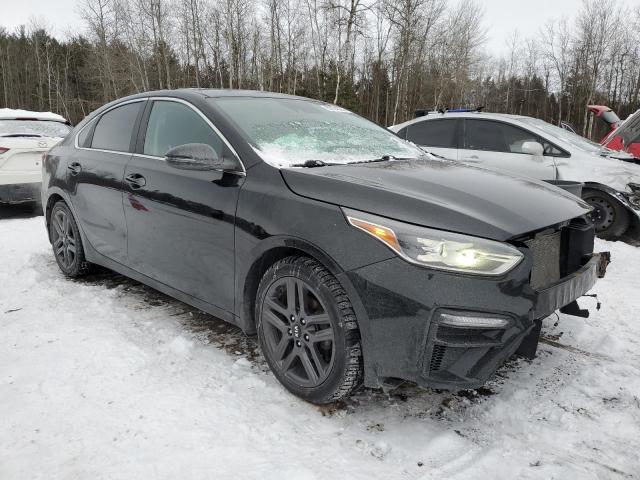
[290,155,420,168]
[345,155,399,165]
[424,151,446,159]
[349,154,424,164]
[290,159,342,168]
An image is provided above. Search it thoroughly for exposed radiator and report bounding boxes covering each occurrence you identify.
[525,230,562,290]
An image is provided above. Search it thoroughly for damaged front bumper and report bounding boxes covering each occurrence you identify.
[341,249,610,392]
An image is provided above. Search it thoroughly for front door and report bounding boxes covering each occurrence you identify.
[123,99,244,313]
[461,119,557,180]
[67,100,145,264]
[400,118,459,160]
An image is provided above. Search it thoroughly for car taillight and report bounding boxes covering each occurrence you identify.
[0,147,8,155]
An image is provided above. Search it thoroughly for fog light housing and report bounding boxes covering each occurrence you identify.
[439,312,510,329]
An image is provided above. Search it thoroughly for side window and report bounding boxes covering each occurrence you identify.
[541,141,566,157]
[465,119,540,154]
[143,101,223,157]
[405,119,457,148]
[91,102,142,152]
[77,121,93,148]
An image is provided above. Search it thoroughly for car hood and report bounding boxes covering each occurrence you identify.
[280,159,592,242]
[555,150,640,191]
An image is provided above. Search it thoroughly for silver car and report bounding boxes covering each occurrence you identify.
[390,112,640,240]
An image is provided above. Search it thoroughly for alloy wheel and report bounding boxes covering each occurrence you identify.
[261,277,335,388]
[51,209,77,269]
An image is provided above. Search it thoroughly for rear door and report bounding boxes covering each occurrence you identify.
[68,100,146,264]
[399,118,459,159]
[461,119,557,180]
[123,98,244,314]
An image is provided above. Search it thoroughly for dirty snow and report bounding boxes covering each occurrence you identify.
[1,212,639,479]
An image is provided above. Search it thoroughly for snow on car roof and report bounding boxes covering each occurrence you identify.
[0,108,68,123]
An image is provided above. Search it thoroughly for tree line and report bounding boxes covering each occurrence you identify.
[1,0,639,139]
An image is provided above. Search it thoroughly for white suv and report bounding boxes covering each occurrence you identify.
[0,109,71,205]
[390,112,640,240]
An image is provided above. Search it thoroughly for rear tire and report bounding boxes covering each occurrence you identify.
[582,188,630,240]
[49,201,91,277]
[255,256,363,404]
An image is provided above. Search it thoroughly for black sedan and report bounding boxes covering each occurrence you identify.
[42,89,608,403]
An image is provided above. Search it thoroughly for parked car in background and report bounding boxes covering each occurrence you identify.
[601,108,640,163]
[390,111,640,240]
[588,105,621,143]
[0,109,71,205]
[42,89,608,403]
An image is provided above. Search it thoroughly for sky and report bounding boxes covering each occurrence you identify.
[479,0,587,53]
[0,0,621,56]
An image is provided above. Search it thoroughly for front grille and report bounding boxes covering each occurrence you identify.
[525,230,561,290]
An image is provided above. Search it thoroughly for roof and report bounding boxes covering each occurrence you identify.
[194,88,310,100]
[121,88,314,102]
[0,108,68,123]
[389,111,526,131]
[85,88,324,120]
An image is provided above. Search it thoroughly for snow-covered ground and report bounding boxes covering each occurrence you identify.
[1,211,639,480]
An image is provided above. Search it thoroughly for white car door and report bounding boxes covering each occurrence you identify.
[460,118,557,180]
[399,118,459,160]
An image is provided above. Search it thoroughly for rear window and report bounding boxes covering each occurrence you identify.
[405,119,458,148]
[91,102,142,152]
[0,120,71,139]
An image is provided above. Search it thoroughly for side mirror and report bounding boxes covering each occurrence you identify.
[521,141,544,157]
[165,143,237,171]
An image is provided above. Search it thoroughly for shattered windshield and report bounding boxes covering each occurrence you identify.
[212,97,424,167]
[0,120,71,138]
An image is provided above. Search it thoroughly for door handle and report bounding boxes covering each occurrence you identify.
[67,162,82,175]
[125,173,146,189]
[463,155,480,160]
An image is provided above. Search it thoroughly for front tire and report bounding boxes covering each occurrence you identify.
[582,188,630,240]
[49,201,90,277]
[256,256,363,404]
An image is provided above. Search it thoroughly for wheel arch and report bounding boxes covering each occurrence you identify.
[582,181,639,235]
[237,237,346,335]
[44,189,71,242]
[583,181,624,197]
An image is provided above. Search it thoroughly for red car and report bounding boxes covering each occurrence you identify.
[587,105,621,143]
[601,108,640,162]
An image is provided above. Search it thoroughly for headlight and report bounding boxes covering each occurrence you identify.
[344,209,523,276]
